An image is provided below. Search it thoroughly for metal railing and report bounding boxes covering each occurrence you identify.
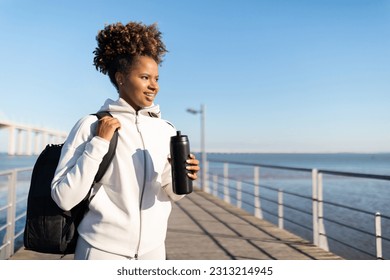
[0,167,32,260]
[1,161,390,260]
[205,159,390,260]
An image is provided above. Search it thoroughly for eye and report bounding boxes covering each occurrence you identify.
[141,75,149,80]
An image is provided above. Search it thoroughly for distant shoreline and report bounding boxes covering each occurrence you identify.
[195,151,390,155]
[1,151,390,156]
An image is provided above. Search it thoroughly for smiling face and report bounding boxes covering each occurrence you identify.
[115,56,159,111]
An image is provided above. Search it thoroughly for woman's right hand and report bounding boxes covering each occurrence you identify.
[97,116,121,141]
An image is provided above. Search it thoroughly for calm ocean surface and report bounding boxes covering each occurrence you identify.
[1,152,389,259]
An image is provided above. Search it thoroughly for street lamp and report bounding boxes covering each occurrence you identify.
[186,104,206,191]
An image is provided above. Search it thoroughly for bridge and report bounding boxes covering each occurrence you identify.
[0,119,67,155]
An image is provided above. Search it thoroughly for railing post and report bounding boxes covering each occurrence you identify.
[204,161,209,193]
[312,169,319,246]
[375,212,383,260]
[213,175,218,197]
[278,189,284,229]
[5,170,17,258]
[318,173,329,251]
[254,166,263,219]
[223,163,230,203]
[236,181,242,209]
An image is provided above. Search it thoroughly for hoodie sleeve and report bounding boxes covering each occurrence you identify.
[51,115,110,211]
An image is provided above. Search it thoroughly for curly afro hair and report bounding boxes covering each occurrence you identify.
[93,21,167,90]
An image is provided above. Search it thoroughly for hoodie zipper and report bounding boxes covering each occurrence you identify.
[134,112,147,260]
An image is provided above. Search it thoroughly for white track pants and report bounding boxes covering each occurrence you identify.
[74,237,166,260]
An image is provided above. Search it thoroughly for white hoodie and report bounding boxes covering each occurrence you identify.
[51,98,183,258]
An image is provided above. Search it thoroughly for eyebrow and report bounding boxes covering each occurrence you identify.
[140,73,159,78]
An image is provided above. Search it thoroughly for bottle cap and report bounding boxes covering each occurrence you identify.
[172,130,188,141]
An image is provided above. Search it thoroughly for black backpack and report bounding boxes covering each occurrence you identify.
[23,111,118,255]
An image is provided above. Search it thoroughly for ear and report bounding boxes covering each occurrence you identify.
[115,72,124,86]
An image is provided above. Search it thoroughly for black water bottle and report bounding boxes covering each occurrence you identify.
[170,131,193,194]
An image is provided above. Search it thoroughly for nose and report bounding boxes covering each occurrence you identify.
[149,80,159,92]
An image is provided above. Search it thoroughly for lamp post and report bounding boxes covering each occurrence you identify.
[186,104,206,191]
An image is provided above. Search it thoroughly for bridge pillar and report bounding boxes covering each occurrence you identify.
[17,129,24,155]
[26,128,32,155]
[34,131,41,155]
[8,126,15,155]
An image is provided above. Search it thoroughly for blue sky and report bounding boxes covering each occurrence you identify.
[0,0,389,153]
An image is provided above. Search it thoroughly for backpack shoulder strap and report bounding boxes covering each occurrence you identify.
[92,111,119,183]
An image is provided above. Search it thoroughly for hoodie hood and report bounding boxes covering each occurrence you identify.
[98,98,161,118]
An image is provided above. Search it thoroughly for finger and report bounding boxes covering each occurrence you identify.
[109,119,121,130]
[186,158,199,165]
[97,117,121,141]
[100,117,121,129]
[188,153,197,159]
[99,116,112,121]
[99,116,116,125]
[186,165,200,172]
[187,172,198,180]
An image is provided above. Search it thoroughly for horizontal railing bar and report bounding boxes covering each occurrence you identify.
[241,198,257,210]
[238,187,256,197]
[260,207,278,218]
[322,200,374,216]
[283,203,312,216]
[258,195,278,205]
[282,190,312,200]
[208,159,313,173]
[325,234,376,258]
[0,167,33,177]
[0,241,10,251]
[15,211,26,222]
[380,214,390,220]
[248,183,278,193]
[323,216,374,237]
[0,171,11,177]
[208,174,261,198]
[0,223,10,232]
[214,190,263,214]
[319,169,390,181]
[382,236,390,243]
[16,197,27,205]
[284,217,313,232]
[14,229,24,240]
[0,204,11,213]
[208,172,313,201]
[208,159,390,181]
[210,179,312,231]
[209,176,312,214]
[210,185,265,215]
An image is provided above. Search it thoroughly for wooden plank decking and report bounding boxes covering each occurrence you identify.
[9,190,341,260]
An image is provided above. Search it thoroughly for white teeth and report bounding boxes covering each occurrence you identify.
[145,93,154,97]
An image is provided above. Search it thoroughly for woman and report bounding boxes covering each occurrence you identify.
[51,21,200,260]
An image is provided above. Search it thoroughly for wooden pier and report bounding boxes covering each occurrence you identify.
[9,190,341,260]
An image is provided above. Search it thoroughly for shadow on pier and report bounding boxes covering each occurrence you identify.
[10,190,341,260]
